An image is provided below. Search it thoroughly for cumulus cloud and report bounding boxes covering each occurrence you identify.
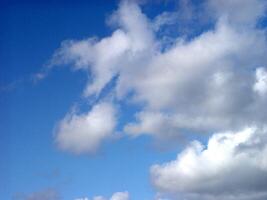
[76,191,129,200]
[75,198,89,200]
[110,192,129,200]
[254,67,267,96]
[49,0,267,142]
[150,126,267,200]
[122,22,267,137]
[92,197,105,200]
[49,1,153,98]
[46,0,267,198]
[49,0,156,155]
[55,102,116,154]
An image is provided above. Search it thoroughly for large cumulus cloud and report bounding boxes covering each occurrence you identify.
[150,126,267,200]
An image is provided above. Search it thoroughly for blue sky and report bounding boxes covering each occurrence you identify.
[1,1,267,200]
[1,1,178,200]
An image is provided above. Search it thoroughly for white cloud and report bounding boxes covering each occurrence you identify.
[92,197,106,200]
[49,1,153,98]
[55,102,116,154]
[76,191,129,200]
[51,29,130,97]
[110,192,129,200]
[150,126,267,200]
[254,67,267,96]
[43,0,267,198]
[122,19,267,135]
[49,0,267,146]
[75,198,89,200]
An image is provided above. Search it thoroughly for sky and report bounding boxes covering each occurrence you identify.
[1,0,267,200]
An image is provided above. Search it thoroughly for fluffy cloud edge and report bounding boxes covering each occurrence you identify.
[54,102,117,154]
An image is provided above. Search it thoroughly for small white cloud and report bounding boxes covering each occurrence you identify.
[92,196,106,200]
[75,198,89,200]
[110,191,129,200]
[32,72,47,82]
[55,102,116,154]
[254,67,267,96]
[76,191,129,200]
